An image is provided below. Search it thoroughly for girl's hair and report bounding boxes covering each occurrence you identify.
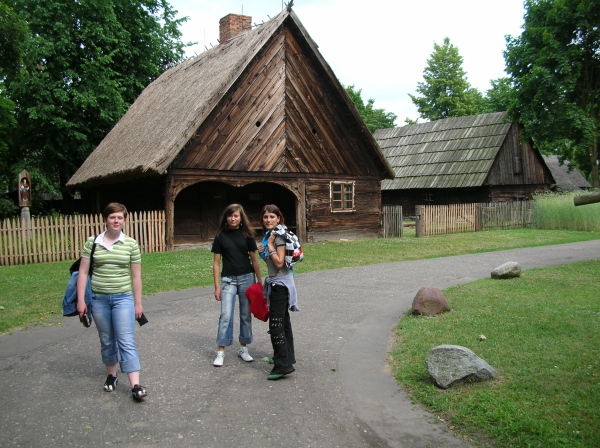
[260,204,285,231]
[217,204,255,238]
[103,202,128,219]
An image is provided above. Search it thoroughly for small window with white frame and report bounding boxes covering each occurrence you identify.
[331,181,355,212]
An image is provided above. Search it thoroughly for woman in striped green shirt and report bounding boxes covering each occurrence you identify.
[77,202,147,401]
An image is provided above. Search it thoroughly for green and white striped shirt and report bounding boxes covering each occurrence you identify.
[82,232,141,294]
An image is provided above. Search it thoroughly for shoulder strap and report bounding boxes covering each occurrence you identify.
[88,235,98,276]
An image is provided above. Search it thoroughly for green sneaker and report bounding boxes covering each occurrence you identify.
[267,373,285,380]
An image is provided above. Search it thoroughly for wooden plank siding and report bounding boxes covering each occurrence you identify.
[485,123,553,187]
[306,178,382,241]
[173,30,287,172]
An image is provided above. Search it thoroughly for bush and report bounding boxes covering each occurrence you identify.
[0,196,18,220]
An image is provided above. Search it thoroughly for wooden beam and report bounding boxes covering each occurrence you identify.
[574,192,600,206]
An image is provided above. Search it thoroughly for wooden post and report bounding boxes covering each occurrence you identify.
[296,179,307,242]
[415,205,423,238]
[574,192,600,206]
[18,170,32,240]
[164,177,175,250]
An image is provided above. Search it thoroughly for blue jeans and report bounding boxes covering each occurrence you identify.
[92,291,141,373]
[216,273,254,347]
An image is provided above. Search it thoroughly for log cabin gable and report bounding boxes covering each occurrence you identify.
[172,18,388,178]
[172,29,287,173]
[282,27,385,177]
[484,123,554,186]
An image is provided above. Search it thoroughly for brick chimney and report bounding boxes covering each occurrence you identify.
[219,14,252,44]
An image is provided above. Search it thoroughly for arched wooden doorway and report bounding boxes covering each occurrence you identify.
[172,181,298,246]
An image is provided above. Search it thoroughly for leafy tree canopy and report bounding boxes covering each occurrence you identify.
[1,0,190,212]
[345,85,397,133]
[484,77,518,114]
[504,0,600,186]
[410,37,484,121]
[0,1,28,81]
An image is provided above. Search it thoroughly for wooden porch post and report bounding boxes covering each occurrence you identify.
[164,177,175,250]
[296,179,307,242]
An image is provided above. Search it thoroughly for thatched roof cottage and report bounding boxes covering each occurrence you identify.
[68,7,394,247]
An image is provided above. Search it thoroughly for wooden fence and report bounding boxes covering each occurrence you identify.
[415,202,534,237]
[0,210,166,266]
[382,205,403,237]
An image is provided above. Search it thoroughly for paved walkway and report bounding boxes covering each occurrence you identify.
[1,240,599,447]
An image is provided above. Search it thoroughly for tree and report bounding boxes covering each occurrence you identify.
[484,77,518,113]
[0,2,27,216]
[504,0,600,186]
[0,2,28,81]
[2,0,189,212]
[345,85,397,133]
[410,37,483,121]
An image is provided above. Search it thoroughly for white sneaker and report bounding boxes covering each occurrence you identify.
[238,346,254,362]
[213,350,225,367]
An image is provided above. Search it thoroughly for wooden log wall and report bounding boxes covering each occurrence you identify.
[305,178,382,241]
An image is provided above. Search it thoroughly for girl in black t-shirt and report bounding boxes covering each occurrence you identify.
[211,204,262,367]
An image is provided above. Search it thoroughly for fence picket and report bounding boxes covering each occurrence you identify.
[0,210,166,266]
[416,201,533,237]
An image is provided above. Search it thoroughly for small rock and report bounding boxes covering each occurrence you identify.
[491,261,521,279]
[425,345,497,389]
[411,286,451,316]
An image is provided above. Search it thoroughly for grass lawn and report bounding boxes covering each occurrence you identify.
[391,260,600,447]
[1,228,598,334]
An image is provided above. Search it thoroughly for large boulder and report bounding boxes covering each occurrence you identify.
[411,286,451,316]
[491,261,521,279]
[425,345,497,389]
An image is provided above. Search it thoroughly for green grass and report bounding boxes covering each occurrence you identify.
[391,260,600,447]
[0,228,599,333]
[533,190,600,231]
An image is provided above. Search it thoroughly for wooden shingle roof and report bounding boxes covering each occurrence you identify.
[374,112,511,190]
[543,155,591,191]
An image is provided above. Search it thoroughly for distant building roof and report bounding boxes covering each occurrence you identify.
[374,112,511,190]
[542,155,591,191]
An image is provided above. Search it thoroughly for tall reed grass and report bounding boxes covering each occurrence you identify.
[532,190,600,231]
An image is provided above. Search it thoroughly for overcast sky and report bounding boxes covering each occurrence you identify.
[168,0,526,125]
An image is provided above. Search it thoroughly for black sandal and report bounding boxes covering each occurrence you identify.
[131,384,147,401]
[103,374,118,392]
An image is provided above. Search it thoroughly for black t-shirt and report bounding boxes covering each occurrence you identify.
[211,228,258,277]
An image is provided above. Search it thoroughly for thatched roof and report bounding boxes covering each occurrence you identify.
[374,112,512,190]
[543,155,591,191]
[68,8,393,187]
[68,11,288,187]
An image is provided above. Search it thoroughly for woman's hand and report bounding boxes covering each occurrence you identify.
[267,232,277,249]
[214,286,221,301]
[257,243,265,253]
[135,303,144,320]
[76,301,87,318]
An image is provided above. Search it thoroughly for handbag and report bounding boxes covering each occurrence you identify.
[62,238,97,322]
[69,240,97,274]
[245,282,269,322]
